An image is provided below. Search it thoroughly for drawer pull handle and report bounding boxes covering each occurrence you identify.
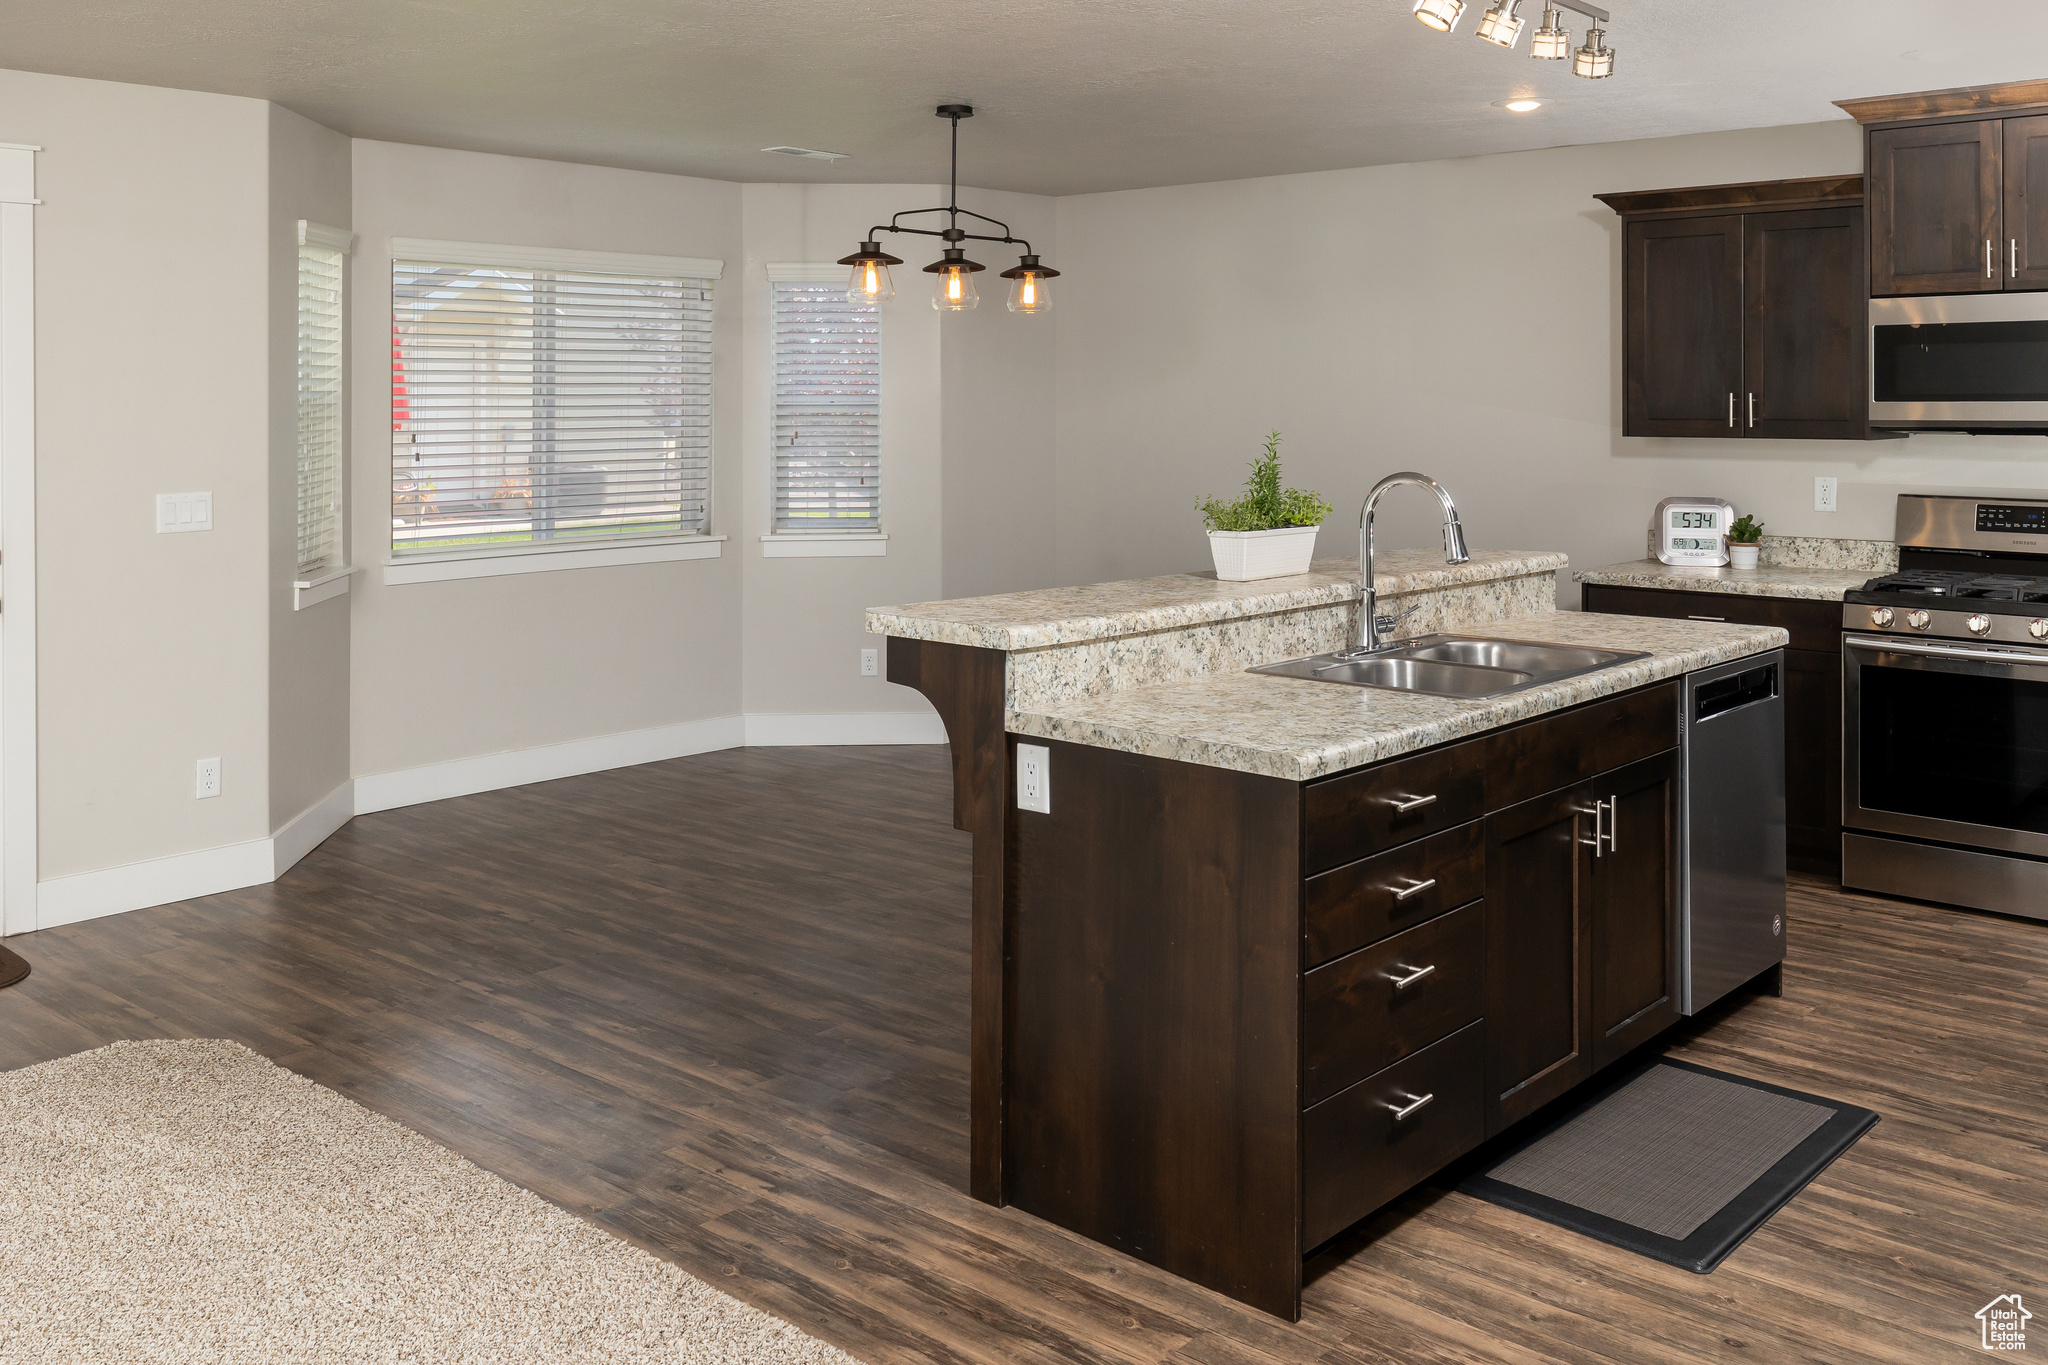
[1388,793,1438,813]
[1390,876,1438,902]
[1386,1091,1436,1122]
[1386,962,1437,991]
[1687,614,1727,622]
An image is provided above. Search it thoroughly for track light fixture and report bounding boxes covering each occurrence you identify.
[840,106,1060,315]
[1411,0,1617,79]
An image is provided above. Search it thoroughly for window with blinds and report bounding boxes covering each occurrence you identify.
[296,226,347,577]
[772,280,879,532]
[391,251,713,556]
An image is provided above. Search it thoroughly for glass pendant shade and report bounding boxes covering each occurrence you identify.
[1474,0,1523,48]
[836,240,904,303]
[1413,0,1465,33]
[924,248,985,311]
[1572,26,1614,77]
[999,254,1061,314]
[1528,5,1570,58]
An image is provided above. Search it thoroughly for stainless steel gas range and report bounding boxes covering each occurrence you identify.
[1841,494,2048,920]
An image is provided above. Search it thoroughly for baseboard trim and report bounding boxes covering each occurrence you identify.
[353,714,748,815]
[37,839,275,930]
[273,781,356,878]
[24,711,943,933]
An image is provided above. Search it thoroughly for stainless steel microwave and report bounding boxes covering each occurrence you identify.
[1870,293,2048,432]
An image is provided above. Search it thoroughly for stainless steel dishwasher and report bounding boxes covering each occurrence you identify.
[1680,651,1788,1014]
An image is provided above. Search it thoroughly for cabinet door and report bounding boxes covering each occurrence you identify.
[1869,120,2002,295]
[1743,207,1865,439]
[1624,215,1743,436]
[2005,114,2048,290]
[1783,648,1843,872]
[1586,752,1680,1069]
[1482,780,1595,1133]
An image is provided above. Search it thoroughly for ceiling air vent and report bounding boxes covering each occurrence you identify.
[761,146,848,161]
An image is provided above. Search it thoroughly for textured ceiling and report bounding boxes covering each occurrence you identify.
[2,0,2042,195]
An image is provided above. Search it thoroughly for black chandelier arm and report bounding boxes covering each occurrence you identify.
[878,205,1017,239]
[866,221,1036,254]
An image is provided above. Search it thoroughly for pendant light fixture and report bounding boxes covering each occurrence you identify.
[840,105,1060,315]
[1410,0,1618,79]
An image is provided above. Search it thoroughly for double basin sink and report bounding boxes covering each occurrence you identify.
[1250,634,1650,699]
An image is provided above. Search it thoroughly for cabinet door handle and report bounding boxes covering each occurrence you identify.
[1747,393,1756,428]
[1988,239,1996,279]
[1607,794,1619,852]
[1388,792,1438,813]
[1386,962,1438,991]
[1390,876,1438,902]
[1580,798,1607,857]
[1385,1091,1436,1121]
[2015,239,2021,278]
[1727,392,1735,428]
[1687,614,1727,622]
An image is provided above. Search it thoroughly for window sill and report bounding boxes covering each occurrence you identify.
[384,535,726,585]
[760,533,888,559]
[294,566,354,610]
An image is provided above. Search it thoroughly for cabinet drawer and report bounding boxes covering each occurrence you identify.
[1304,902,1485,1106]
[1303,822,1483,967]
[1303,738,1486,875]
[1481,681,1680,811]
[1302,1021,1485,1249]
[1581,583,1840,653]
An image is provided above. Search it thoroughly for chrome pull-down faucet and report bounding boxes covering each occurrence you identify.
[1342,472,1470,658]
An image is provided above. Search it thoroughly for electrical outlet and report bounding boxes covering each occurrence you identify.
[1017,744,1051,814]
[157,492,213,533]
[860,647,879,677]
[196,757,221,799]
[1814,476,1839,513]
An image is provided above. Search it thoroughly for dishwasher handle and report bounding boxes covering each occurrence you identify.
[1693,660,1779,723]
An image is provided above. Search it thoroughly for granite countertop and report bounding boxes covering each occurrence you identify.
[1575,558,1875,602]
[868,549,1568,651]
[1007,611,1787,781]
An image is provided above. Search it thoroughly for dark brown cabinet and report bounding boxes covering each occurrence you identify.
[1482,750,1678,1130]
[1839,81,2048,295]
[1600,179,1872,441]
[1582,583,1842,873]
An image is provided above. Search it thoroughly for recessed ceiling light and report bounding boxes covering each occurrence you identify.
[1497,98,1545,112]
[761,146,848,161]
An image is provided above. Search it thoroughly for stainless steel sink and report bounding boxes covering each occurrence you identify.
[1249,634,1650,699]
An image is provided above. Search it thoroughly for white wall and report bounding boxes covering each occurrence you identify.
[346,141,746,780]
[0,70,275,880]
[267,105,352,830]
[1051,119,2048,599]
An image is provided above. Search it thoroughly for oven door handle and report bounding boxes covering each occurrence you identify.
[1844,634,2048,669]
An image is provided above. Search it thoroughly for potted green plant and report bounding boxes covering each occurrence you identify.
[1196,432,1333,581]
[1727,513,1764,570]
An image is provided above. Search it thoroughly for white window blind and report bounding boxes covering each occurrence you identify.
[772,279,879,532]
[391,250,714,556]
[296,224,348,577]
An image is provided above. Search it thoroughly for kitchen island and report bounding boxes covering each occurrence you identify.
[868,551,1787,1319]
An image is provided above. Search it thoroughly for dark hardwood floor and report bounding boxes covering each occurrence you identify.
[1,745,2039,1363]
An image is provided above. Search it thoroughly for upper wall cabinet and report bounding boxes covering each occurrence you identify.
[1597,178,1872,441]
[1839,79,2048,296]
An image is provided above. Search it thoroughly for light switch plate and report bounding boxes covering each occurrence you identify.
[1016,743,1051,814]
[157,492,213,533]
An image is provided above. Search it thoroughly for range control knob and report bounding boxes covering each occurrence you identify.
[1907,609,1932,630]
[2032,619,2048,640]
[1868,606,1895,628]
[1967,613,1994,636]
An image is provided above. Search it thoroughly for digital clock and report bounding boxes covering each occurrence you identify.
[1652,497,1736,566]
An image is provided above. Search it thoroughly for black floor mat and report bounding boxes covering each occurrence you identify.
[1459,1058,1878,1272]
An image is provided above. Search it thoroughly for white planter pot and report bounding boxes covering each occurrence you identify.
[1207,525,1321,581]
[1728,543,1761,569]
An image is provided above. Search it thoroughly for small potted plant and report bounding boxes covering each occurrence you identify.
[1727,513,1764,569]
[1196,432,1332,581]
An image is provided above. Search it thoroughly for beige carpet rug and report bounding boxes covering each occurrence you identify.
[0,1040,864,1364]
